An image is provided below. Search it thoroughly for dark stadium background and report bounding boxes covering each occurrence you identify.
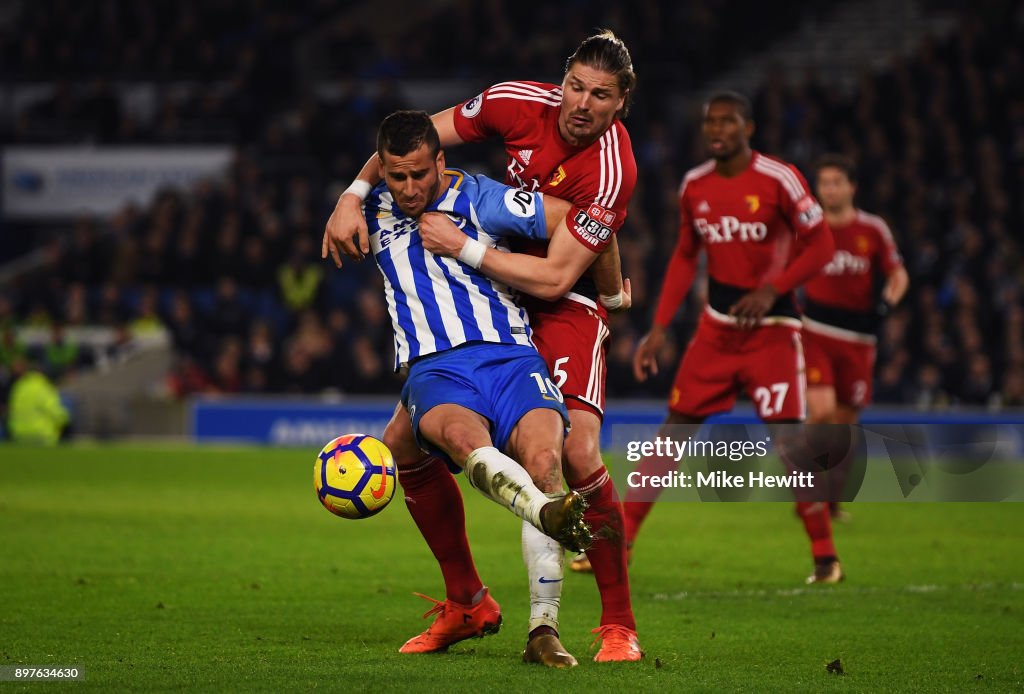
[1,0,1022,440]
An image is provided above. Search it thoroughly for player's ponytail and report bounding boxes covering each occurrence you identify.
[565,30,637,117]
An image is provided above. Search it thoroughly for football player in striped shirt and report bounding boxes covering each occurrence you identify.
[366,110,597,665]
[323,33,642,664]
[627,91,841,583]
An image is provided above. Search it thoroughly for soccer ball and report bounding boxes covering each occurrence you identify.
[314,434,397,519]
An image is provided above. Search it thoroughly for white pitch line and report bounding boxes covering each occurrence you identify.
[651,582,1024,601]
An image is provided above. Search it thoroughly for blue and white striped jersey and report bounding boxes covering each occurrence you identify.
[365,168,550,370]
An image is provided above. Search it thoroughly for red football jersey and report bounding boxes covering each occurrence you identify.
[804,210,902,313]
[654,152,832,327]
[452,81,636,257]
[679,152,825,290]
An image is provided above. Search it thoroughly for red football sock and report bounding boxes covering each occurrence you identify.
[571,468,636,631]
[399,456,483,604]
[622,498,653,548]
[795,501,837,562]
[621,450,677,545]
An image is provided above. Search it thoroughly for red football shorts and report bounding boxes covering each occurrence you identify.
[526,295,609,417]
[669,310,807,421]
[802,320,876,408]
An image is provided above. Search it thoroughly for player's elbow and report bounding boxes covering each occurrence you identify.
[548,272,581,298]
[533,282,569,302]
[542,272,578,301]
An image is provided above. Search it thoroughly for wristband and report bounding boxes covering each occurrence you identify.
[600,291,625,310]
[458,238,487,269]
[343,180,372,201]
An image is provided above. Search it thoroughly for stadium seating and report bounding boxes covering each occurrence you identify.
[0,1,1020,409]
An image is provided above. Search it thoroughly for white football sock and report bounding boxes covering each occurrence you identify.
[522,513,564,633]
[463,446,549,529]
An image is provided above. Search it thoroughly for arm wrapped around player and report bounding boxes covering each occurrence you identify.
[419,195,599,302]
[591,237,631,312]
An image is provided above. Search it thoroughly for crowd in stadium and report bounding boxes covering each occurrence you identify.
[1,1,1022,409]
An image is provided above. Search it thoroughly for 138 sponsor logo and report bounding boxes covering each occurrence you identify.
[573,211,612,246]
[795,196,824,227]
[572,203,615,246]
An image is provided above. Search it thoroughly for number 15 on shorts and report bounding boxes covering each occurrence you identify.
[530,372,564,403]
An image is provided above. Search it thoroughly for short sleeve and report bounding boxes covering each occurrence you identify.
[453,82,544,144]
[471,175,548,240]
[562,126,637,253]
[777,164,825,234]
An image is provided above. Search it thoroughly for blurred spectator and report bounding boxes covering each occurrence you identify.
[344,335,399,394]
[277,237,324,313]
[59,218,109,285]
[354,288,393,357]
[130,287,165,337]
[245,320,279,367]
[912,364,950,410]
[6,357,70,445]
[874,350,910,404]
[98,323,139,369]
[164,292,205,361]
[959,354,996,407]
[166,355,212,398]
[280,340,320,394]
[239,237,273,291]
[208,278,248,339]
[1001,366,1024,407]
[210,339,244,394]
[0,295,15,331]
[0,326,28,372]
[41,323,84,381]
[63,284,90,326]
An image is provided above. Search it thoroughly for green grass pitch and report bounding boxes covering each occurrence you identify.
[1,444,1022,692]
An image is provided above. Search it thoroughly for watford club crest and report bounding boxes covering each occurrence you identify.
[745,195,760,213]
[549,166,567,187]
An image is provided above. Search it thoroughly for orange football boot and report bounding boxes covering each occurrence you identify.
[591,624,643,662]
[398,589,502,654]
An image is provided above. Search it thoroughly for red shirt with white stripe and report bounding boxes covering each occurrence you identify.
[654,151,834,327]
[453,81,636,301]
[804,210,903,313]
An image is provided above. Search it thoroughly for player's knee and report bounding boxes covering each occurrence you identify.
[435,420,484,462]
[562,431,600,476]
[524,446,562,492]
[383,422,424,470]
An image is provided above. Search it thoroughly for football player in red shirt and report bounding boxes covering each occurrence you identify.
[626,91,842,584]
[322,32,641,666]
[805,154,908,424]
[804,155,908,526]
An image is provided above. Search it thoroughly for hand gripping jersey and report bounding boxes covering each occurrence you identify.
[364,169,550,370]
[453,81,637,302]
[803,209,903,337]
